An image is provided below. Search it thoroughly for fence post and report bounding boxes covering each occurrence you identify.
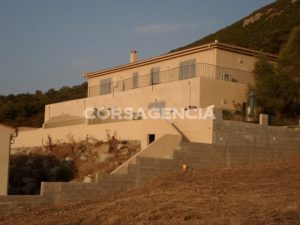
[259,114,269,126]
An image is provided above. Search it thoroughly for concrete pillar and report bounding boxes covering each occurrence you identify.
[0,124,15,196]
[259,114,269,126]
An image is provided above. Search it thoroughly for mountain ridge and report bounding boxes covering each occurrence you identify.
[172,0,300,54]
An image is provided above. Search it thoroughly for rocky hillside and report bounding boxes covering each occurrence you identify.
[173,0,300,54]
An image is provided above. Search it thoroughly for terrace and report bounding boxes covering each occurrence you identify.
[88,62,254,97]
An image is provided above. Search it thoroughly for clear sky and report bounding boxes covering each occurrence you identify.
[0,0,274,95]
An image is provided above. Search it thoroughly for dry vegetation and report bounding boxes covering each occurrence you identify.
[2,155,300,225]
[9,132,141,194]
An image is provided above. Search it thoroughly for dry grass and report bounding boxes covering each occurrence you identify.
[2,155,300,225]
[9,134,141,194]
[41,134,141,180]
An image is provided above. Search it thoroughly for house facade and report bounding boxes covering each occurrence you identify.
[44,41,276,125]
[13,42,277,149]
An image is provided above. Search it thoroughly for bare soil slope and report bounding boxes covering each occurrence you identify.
[1,155,300,225]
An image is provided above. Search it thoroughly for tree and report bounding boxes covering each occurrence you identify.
[278,25,300,116]
[278,25,300,81]
[0,82,88,127]
[253,58,285,115]
[253,26,300,117]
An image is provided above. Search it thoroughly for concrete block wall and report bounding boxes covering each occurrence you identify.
[39,157,182,204]
[173,143,227,169]
[175,141,300,170]
[213,119,300,147]
[40,136,300,204]
[40,173,137,204]
[134,157,180,185]
[0,195,50,215]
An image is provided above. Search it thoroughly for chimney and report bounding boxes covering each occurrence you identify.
[130,50,138,63]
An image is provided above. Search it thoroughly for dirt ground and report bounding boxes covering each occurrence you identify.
[1,155,300,225]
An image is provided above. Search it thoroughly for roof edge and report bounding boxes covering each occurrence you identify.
[83,42,278,79]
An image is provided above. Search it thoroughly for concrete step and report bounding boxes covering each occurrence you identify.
[0,195,48,204]
[102,174,134,183]
[179,142,214,152]
[136,157,176,167]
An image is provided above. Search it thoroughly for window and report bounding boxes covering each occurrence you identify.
[179,59,196,80]
[151,67,160,84]
[100,78,112,95]
[132,72,139,89]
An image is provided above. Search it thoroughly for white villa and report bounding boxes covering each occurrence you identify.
[13,41,277,149]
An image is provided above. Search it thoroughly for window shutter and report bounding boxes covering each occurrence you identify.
[132,72,139,88]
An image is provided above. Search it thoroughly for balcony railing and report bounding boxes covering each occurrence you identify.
[88,63,254,97]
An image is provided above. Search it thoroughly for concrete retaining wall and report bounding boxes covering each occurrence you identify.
[39,137,300,204]
[2,119,300,210]
[213,119,300,146]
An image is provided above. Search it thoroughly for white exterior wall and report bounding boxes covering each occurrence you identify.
[13,119,180,150]
[215,49,257,72]
[0,125,14,196]
[13,117,214,150]
[45,76,201,120]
